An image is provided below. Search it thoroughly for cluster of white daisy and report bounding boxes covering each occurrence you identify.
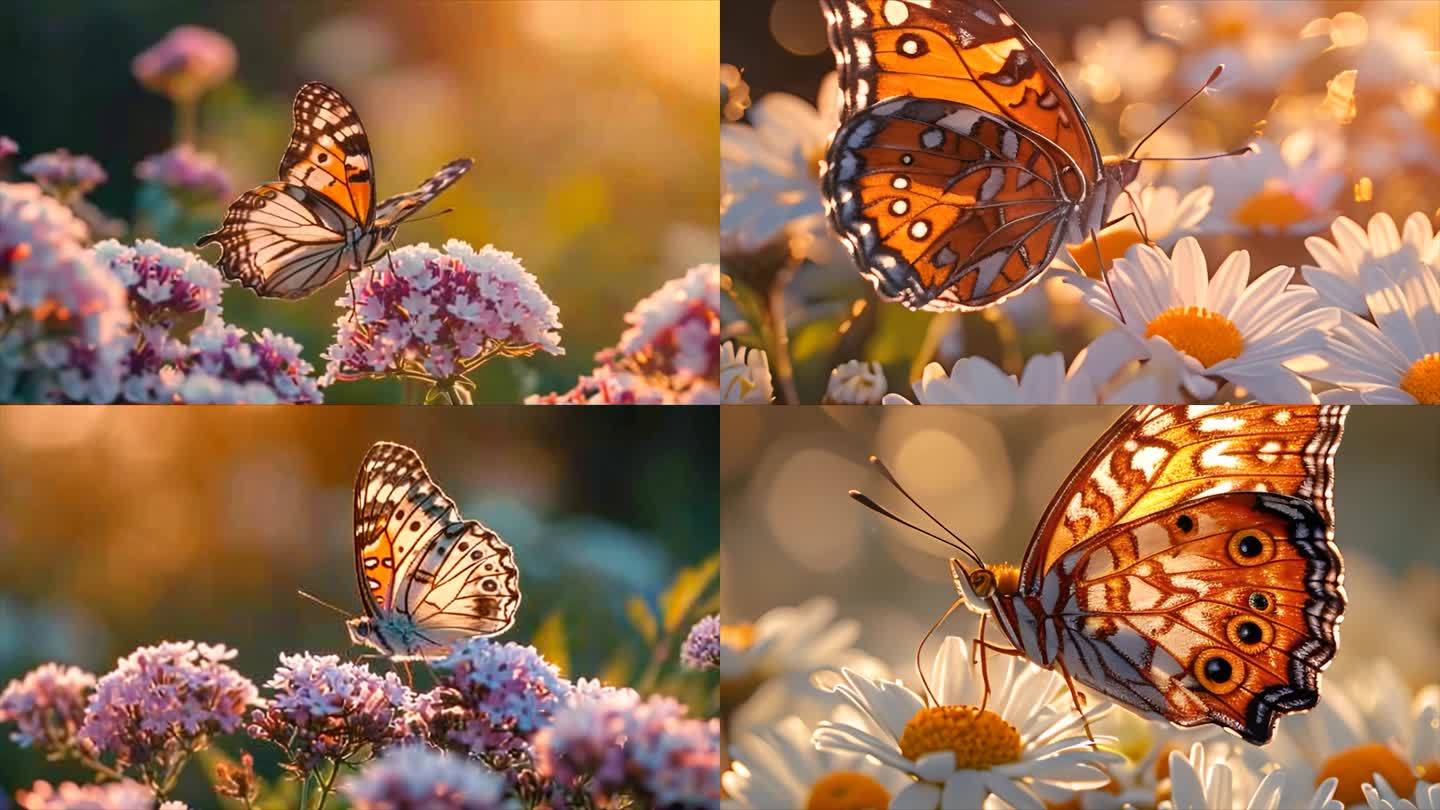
[719,2,1440,406]
[721,597,1440,810]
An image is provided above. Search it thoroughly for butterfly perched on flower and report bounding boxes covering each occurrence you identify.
[345,442,520,660]
[819,0,1239,311]
[196,82,472,300]
[853,405,1347,745]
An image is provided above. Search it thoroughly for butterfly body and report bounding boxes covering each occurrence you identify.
[198,82,472,300]
[348,442,520,661]
[820,0,1140,311]
[862,405,1349,745]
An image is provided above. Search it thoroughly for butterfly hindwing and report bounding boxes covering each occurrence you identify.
[280,82,375,227]
[1022,405,1347,588]
[374,158,475,231]
[1048,492,1343,744]
[353,442,520,658]
[824,97,1073,310]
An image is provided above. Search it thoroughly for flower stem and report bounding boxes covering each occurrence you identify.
[763,264,800,404]
[175,98,197,146]
[314,759,341,810]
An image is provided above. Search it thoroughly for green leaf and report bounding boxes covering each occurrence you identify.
[626,595,658,645]
[532,609,571,676]
[660,553,720,632]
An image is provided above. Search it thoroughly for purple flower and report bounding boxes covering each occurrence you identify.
[614,263,719,385]
[135,145,232,202]
[429,639,569,759]
[162,319,322,404]
[131,26,236,102]
[247,653,416,774]
[21,150,108,198]
[16,780,157,810]
[343,747,511,810]
[91,239,224,333]
[322,240,563,388]
[78,642,258,787]
[535,689,719,808]
[524,365,676,405]
[680,614,720,671]
[0,664,96,752]
[0,137,17,160]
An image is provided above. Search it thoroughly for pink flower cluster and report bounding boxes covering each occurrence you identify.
[680,614,720,671]
[343,747,510,810]
[0,663,96,751]
[527,264,719,404]
[135,145,232,202]
[428,639,570,758]
[78,642,258,779]
[247,653,417,774]
[131,25,236,102]
[21,150,108,198]
[16,780,158,810]
[535,688,719,809]
[0,136,17,160]
[92,239,223,334]
[161,320,322,404]
[323,240,563,386]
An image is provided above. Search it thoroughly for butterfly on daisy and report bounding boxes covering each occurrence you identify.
[301,441,521,662]
[196,82,472,300]
[819,0,1249,311]
[851,405,1347,745]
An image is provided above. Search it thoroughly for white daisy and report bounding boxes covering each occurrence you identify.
[1066,237,1338,403]
[1206,134,1345,235]
[720,341,774,403]
[881,352,1094,405]
[1303,212,1440,314]
[1053,183,1214,278]
[1146,1,1327,95]
[1364,780,1440,810]
[813,636,1121,810]
[1305,260,1440,404]
[1164,743,1343,810]
[724,715,909,810]
[825,359,887,404]
[720,73,841,263]
[1063,18,1176,105]
[723,598,886,735]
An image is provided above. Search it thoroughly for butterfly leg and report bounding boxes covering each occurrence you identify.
[1055,659,1097,747]
[917,597,965,706]
[400,659,415,688]
[1090,228,1125,325]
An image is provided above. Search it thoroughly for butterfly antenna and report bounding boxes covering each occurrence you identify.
[297,589,351,617]
[856,455,986,568]
[1129,64,1235,160]
[395,207,454,225]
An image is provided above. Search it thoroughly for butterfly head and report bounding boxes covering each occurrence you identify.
[950,559,1021,614]
[1102,155,1142,190]
[346,616,377,648]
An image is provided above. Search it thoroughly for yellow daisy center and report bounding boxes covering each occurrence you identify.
[720,623,756,650]
[805,771,891,810]
[1400,353,1440,404]
[1066,227,1147,277]
[1317,742,1416,807]
[1231,184,1314,229]
[1144,306,1245,368]
[898,705,1022,770]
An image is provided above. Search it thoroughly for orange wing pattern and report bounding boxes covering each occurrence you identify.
[279,82,374,227]
[1022,405,1347,589]
[820,0,1103,311]
[352,443,520,657]
[1050,492,1343,744]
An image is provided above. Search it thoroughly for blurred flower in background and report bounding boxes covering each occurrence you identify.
[722,0,1440,405]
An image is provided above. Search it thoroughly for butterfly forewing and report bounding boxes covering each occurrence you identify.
[353,443,520,657]
[280,82,375,226]
[1023,405,1347,588]
[1042,492,1343,744]
[374,158,474,230]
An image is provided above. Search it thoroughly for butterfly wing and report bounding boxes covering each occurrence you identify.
[195,182,358,300]
[1021,405,1347,589]
[279,82,375,228]
[373,158,474,231]
[820,0,1102,310]
[1044,492,1342,744]
[353,443,521,657]
[824,98,1076,310]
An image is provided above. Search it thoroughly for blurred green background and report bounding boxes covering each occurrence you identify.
[721,405,1440,686]
[0,0,719,402]
[0,405,719,795]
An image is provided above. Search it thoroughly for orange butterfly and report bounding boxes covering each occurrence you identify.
[819,0,1239,311]
[853,405,1347,745]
